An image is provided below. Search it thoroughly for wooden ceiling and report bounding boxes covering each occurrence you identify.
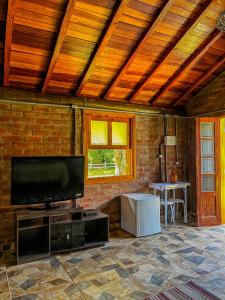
[0,0,225,108]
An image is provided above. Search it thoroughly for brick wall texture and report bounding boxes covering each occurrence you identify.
[0,102,188,265]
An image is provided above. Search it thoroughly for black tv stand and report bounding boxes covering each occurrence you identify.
[15,207,109,264]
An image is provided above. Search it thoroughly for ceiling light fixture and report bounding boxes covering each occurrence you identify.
[217,11,225,32]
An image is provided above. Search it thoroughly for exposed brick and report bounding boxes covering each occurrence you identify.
[0,103,11,110]
[32,106,50,112]
[0,103,188,266]
[33,118,51,125]
[11,104,32,112]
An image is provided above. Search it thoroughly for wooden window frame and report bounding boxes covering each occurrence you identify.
[83,110,136,184]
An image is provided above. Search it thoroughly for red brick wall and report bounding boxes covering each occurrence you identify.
[0,102,188,265]
[0,103,74,265]
[0,103,73,206]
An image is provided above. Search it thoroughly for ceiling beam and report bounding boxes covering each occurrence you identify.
[4,0,16,86]
[75,0,129,97]
[128,0,216,103]
[150,29,223,105]
[0,87,184,116]
[172,54,225,107]
[102,0,175,100]
[42,0,76,93]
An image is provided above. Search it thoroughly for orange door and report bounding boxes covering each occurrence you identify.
[196,118,221,226]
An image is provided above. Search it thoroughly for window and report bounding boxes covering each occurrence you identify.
[83,110,136,183]
[200,122,216,191]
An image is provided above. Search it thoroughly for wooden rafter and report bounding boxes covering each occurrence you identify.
[102,0,175,100]
[128,0,216,103]
[42,0,76,93]
[172,54,225,107]
[75,0,129,97]
[4,0,16,86]
[150,29,223,105]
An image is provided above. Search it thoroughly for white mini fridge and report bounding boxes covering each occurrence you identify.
[121,193,161,237]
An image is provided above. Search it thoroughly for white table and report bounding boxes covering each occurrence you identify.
[148,182,190,227]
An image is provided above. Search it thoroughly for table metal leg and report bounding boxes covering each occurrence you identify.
[184,187,188,223]
[165,189,168,227]
[172,189,175,199]
[172,189,177,218]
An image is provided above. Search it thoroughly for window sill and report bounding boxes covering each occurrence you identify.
[85,175,135,185]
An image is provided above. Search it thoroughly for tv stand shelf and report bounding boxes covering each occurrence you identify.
[16,208,109,264]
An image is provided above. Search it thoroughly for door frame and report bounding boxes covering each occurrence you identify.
[196,117,221,226]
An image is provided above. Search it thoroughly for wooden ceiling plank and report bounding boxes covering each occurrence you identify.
[42,0,76,93]
[172,53,225,107]
[150,29,223,105]
[75,0,130,97]
[102,0,175,100]
[128,0,216,103]
[4,0,16,86]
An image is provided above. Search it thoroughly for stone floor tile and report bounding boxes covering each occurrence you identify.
[4,223,225,299]
[7,257,79,298]
[11,284,84,300]
[0,268,11,300]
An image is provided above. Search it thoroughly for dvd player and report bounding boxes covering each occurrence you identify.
[83,209,98,217]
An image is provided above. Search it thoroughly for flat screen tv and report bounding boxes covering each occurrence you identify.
[11,156,84,209]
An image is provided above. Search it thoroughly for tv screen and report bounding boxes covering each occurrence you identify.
[11,156,84,205]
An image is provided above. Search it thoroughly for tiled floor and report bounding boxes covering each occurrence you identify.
[2,224,225,299]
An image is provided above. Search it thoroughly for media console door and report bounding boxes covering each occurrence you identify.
[16,208,109,264]
[50,221,86,252]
